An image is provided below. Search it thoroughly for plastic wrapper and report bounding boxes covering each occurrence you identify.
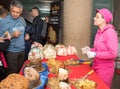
[58,68,69,83]
[55,44,77,56]
[24,67,41,89]
[67,45,77,55]
[43,44,56,59]
[59,82,71,89]
[55,44,67,56]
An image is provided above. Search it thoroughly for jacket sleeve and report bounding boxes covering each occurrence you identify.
[25,25,33,34]
[36,19,44,37]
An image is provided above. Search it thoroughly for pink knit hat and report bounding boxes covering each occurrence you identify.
[96,8,113,23]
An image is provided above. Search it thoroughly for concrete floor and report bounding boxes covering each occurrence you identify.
[111,73,120,89]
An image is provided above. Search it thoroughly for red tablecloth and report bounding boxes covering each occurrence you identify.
[45,55,110,89]
[20,55,109,89]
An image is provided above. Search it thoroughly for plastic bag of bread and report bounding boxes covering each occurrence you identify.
[31,42,43,50]
[58,68,69,83]
[55,44,67,56]
[0,73,29,89]
[24,67,40,89]
[66,45,77,55]
[27,42,44,71]
[27,47,44,71]
[59,82,71,89]
[43,44,56,59]
[28,42,43,60]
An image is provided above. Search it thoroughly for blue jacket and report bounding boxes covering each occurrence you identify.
[0,15,26,52]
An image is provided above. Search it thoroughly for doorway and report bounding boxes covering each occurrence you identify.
[113,0,120,38]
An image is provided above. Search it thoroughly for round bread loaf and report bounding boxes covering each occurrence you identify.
[24,67,41,89]
[0,73,29,89]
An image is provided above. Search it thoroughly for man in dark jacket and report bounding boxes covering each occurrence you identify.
[26,7,45,45]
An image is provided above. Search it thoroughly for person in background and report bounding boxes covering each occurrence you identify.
[0,0,26,75]
[24,25,31,60]
[25,7,45,45]
[0,5,9,19]
[81,8,118,88]
[0,31,11,81]
[0,5,11,81]
[0,32,11,51]
[0,5,10,51]
[0,32,11,82]
[43,15,50,44]
[45,15,50,24]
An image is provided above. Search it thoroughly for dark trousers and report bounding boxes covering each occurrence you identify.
[6,51,25,75]
[25,40,31,60]
[0,66,7,81]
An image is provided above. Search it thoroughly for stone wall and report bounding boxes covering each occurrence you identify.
[63,0,93,59]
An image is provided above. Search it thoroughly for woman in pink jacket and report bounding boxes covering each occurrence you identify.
[82,8,118,88]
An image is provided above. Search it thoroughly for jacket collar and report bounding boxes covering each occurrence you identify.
[97,24,115,34]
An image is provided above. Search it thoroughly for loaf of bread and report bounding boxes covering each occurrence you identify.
[24,67,40,89]
[55,44,67,56]
[0,73,29,89]
[59,82,71,89]
[58,68,69,83]
[43,44,56,59]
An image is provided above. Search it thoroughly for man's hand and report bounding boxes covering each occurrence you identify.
[25,34,30,40]
[12,30,21,38]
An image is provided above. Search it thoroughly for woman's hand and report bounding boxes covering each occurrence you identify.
[81,46,91,54]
